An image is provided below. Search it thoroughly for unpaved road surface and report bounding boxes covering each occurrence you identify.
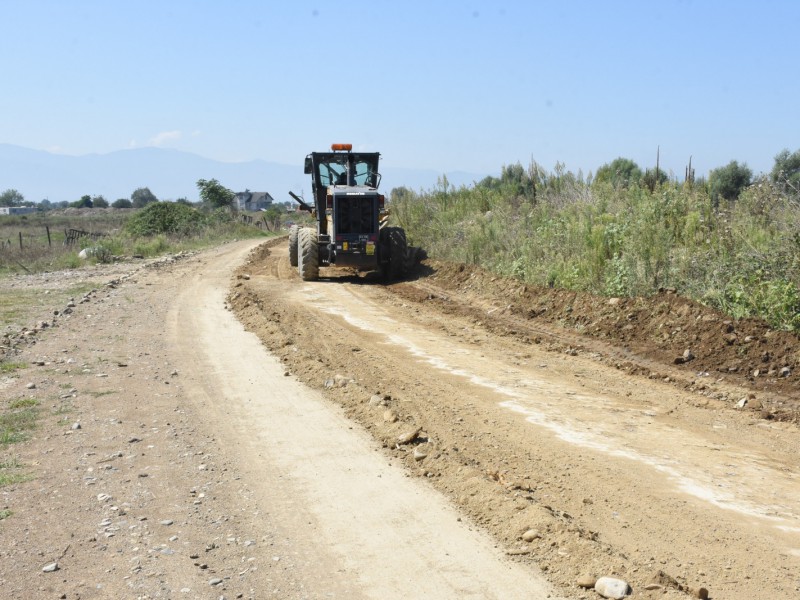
[1,241,561,600]
[2,238,799,599]
[230,239,800,599]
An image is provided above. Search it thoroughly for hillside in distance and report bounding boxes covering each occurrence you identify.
[0,144,484,204]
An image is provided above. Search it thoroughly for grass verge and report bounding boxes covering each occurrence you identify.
[1,398,39,445]
[0,361,27,374]
[0,457,30,488]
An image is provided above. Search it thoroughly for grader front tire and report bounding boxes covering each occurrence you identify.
[298,227,319,281]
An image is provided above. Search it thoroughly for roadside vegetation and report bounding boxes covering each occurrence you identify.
[0,179,295,276]
[0,284,96,330]
[0,395,39,501]
[392,149,800,332]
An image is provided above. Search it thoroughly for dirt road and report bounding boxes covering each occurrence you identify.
[168,241,563,599]
[1,241,561,599]
[2,238,798,599]
[229,239,800,599]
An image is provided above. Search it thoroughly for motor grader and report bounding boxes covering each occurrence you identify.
[288,143,408,281]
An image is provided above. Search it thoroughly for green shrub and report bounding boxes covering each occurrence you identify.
[133,235,170,257]
[124,202,214,237]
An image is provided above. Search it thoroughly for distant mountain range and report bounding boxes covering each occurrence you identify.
[0,144,486,204]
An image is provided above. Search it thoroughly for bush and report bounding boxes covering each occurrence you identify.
[593,158,642,188]
[124,202,214,237]
[709,160,752,204]
[71,195,93,208]
[771,148,800,195]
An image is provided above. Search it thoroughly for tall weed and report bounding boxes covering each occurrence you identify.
[392,166,800,332]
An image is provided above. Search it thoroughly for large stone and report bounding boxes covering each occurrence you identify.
[397,427,421,445]
[413,445,429,461]
[595,576,631,599]
[521,529,541,542]
[369,394,387,407]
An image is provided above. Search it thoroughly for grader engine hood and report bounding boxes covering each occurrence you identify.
[329,189,380,260]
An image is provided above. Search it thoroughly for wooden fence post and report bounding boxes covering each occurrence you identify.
[46,225,51,247]
[19,231,23,250]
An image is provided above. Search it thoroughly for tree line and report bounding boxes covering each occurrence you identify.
[1,179,260,211]
[0,186,165,210]
[466,147,800,205]
[0,179,290,236]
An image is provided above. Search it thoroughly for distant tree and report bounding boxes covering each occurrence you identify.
[38,199,54,211]
[262,204,283,231]
[477,175,501,190]
[499,162,537,199]
[709,160,752,205]
[131,187,158,208]
[771,148,800,194]
[92,195,109,208]
[593,158,642,188]
[112,198,133,208]
[175,197,193,206]
[71,194,93,208]
[0,188,25,206]
[196,178,235,209]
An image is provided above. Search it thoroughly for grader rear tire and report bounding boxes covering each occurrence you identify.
[381,226,408,281]
[298,227,319,281]
[288,225,299,267]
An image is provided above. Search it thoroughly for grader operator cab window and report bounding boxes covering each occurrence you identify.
[317,161,344,187]
[311,152,380,188]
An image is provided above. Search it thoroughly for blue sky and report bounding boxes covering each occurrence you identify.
[1,0,798,180]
